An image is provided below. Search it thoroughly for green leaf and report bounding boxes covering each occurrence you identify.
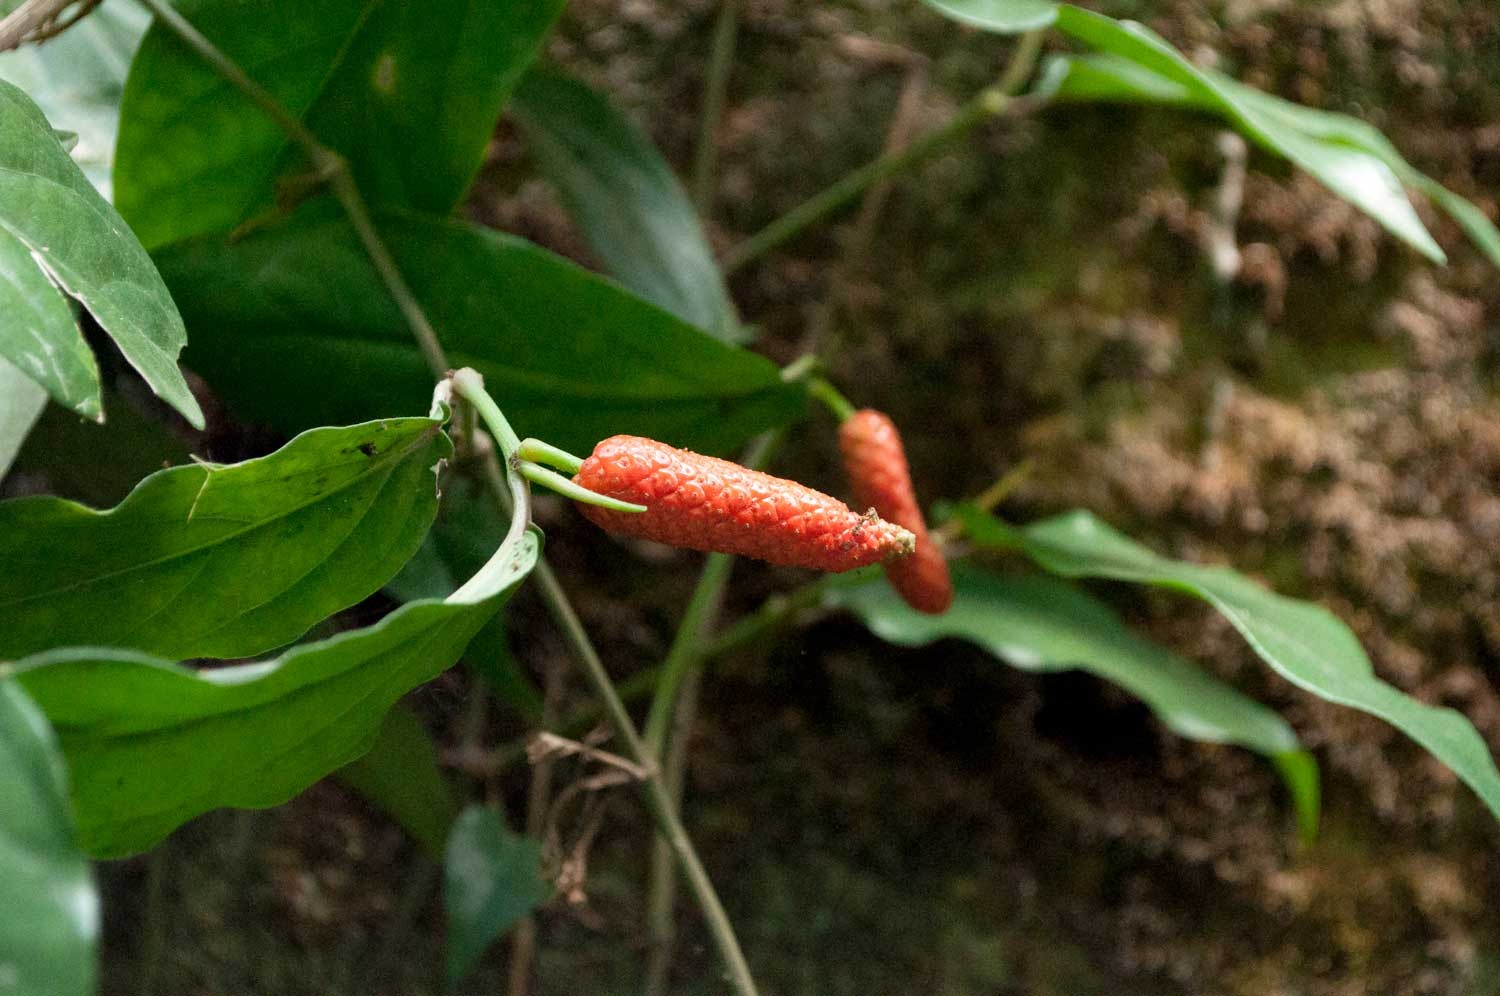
[0,677,97,996]
[337,702,457,858]
[0,223,101,421]
[0,80,202,426]
[831,565,1317,835]
[924,1,1461,264]
[1048,7,1444,262]
[14,523,541,858]
[115,0,565,249]
[1042,51,1500,269]
[157,205,804,455]
[0,415,447,662]
[0,0,149,198]
[960,506,1500,826]
[444,805,549,985]
[919,0,1058,33]
[511,68,744,343]
[0,357,48,480]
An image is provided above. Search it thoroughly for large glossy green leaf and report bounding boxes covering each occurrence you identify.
[444,805,549,985]
[511,69,743,343]
[0,356,48,480]
[0,415,446,662]
[0,678,97,996]
[831,565,1317,834]
[115,0,564,249]
[157,205,803,455]
[0,80,201,426]
[14,523,541,858]
[0,0,148,198]
[1041,51,1500,269]
[337,702,457,858]
[960,506,1500,825]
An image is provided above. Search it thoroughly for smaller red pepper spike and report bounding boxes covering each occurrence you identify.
[839,409,954,614]
[572,435,915,572]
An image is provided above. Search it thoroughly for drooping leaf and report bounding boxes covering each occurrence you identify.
[115,0,565,249]
[1041,50,1500,269]
[0,0,149,198]
[0,356,48,480]
[1051,7,1444,262]
[0,415,447,662]
[15,523,541,858]
[444,805,549,985]
[156,205,803,455]
[960,506,1500,825]
[337,702,457,858]
[511,68,744,343]
[921,1,1459,265]
[0,678,98,996]
[918,0,1058,33]
[0,223,99,419]
[831,565,1317,836]
[0,80,201,426]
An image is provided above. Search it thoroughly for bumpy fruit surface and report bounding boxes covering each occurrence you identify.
[573,435,915,572]
[839,409,953,614]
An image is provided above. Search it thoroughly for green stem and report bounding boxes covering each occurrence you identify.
[519,460,646,513]
[723,88,1017,273]
[691,0,740,213]
[722,25,1046,274]
[517,437,585,475]
[644,553,735,754]
[137,7,760,991]
[531,561,761,996]
[135,0,449,379]
[807,376,857,421]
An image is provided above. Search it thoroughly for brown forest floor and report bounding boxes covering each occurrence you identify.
[90,0,1500,993]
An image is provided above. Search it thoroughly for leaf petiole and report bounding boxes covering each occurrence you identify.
[518,461,646,514]
[516,437,584,475]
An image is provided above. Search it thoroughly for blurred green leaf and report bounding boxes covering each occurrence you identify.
[832,565,1316,835]
[337,702,457,858]
[0,677,97,996]
[919,0,1057,32]
[0,0,149,198]
[1042,50,1500,269]
[158,205,803,455]
[115,0,564,248]
[961,506,1500,826]
[1048,7,1444,262]
[0,215,98,420]
[9,385,190,507]
[0,357,48,480]
[15,525,541,858]
[0,415,446,661]
[922,1,1467,265]
[512,68,744,343]
[444,805,549,985]
[0,80,201,426]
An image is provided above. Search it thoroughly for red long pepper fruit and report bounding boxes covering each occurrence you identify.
[839,409,954,614]
[573,435,915,572]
